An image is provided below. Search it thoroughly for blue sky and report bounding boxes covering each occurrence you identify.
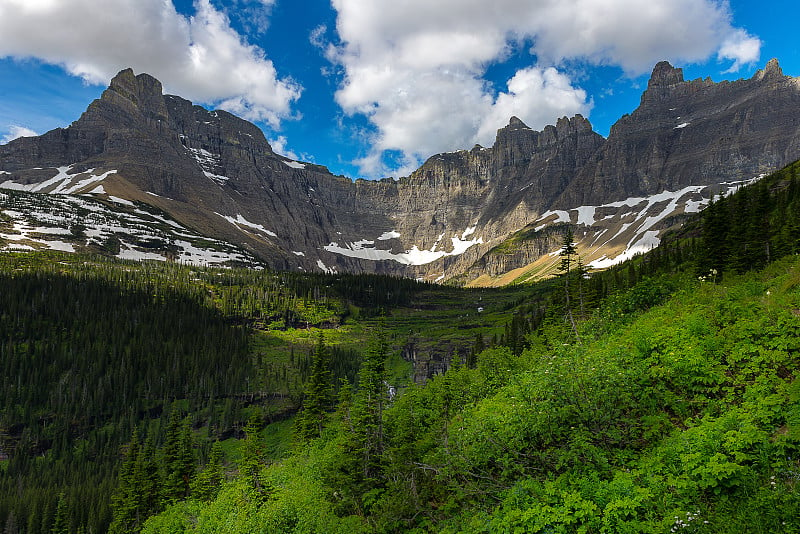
[0,0,797,179]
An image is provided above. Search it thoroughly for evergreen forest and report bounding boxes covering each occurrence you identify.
[1,161,799,533]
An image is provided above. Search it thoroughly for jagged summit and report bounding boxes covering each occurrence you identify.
[107,68,164,99]
[755,58,783,81]
[99,68,169,120]
[506,116,530,129]
[648,61,684,87]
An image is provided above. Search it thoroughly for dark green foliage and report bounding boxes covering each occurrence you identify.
[239,413,266,491]
[160,412,195,505]
[0,257,256,532]
[109,430,147,534]
[0,251,519,532]
[329,329,390,515]
[295,333,334,442]
[50,493,68,534]
[696,162,800,277]
[191,441,224,502]
[6,159,800,533]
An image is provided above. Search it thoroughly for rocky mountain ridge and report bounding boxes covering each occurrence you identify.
[2,60,800,283]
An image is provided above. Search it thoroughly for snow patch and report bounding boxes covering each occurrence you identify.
[292,251,305,256]
[324,234,483,266]
[535,210,570,231]
[317,259,336,274]
[461,226,477,239]
[377,230,401,240]
[215,213,277,237]
[575,205,596,226]
[0,167,117,194]
[188,147,218,166]
[675,122,690,129]
[204,171,230,185]
[108,196,134,206]
[589,230,658,268]
[117,243,165,262]
[283,160,306,169]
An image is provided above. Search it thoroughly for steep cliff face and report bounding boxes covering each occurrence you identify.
[2,60,800,283]
[558,59,800,208]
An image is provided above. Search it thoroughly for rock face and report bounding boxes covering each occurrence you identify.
[2,60,800,282]
[559,59,800,209]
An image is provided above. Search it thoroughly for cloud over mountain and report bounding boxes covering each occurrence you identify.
[0,0,300,126]
[327,0,761,175]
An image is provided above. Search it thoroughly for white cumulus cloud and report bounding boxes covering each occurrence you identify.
[0,0,300,127]
[718,29,762,73]
[2,125,38,144]
[328,0,761,176]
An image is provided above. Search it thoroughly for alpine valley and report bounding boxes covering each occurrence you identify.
[2,59,800,284]
[1,50,800,534]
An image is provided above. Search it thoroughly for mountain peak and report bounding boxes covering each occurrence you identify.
[507,116,530,129]
[754,58,783,81]
[107,68,163,99]
[648,61,684,88]
[102,68,167,120]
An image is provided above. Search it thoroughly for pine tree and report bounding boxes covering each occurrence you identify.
[50,493,68,534]
[295,332,333,441]
[4,511,19,534]
[192,441,225,501]
[109,430,141,534]
[558,228,581,343]
[328,329,389,515]
[467,333,484,368]
[352,328,389,483]
[137,433,161,515]
[697,194,729,275]
[161,411,195,505]
[240,413,264,489]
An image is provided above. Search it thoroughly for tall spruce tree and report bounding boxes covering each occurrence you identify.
[351,328,389,483]
[240,414,266,491]
[558,228,581,343]
[109,430,142,534]
[295,332,333,441]
[191,441,225,501]
[50,493,68,534]
[160,411,195,505]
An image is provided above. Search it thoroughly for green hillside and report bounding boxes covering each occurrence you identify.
[142,256,800,534]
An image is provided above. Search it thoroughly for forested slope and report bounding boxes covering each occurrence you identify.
[0,253,526,533]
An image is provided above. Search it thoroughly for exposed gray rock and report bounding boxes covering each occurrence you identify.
[2,60,800,283]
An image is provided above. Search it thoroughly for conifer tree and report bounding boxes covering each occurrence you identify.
[161,411,195,505]
[109,430,142,534]
[50,493,68,534]
[137,433,161,515]
[192,441,225,501]
[327,329,389,515]
[558,228,581,343]
[351,328,389,483]
[467,333,484,368]
[295,332,333,441]
[697,194,729,275]
[239,414,265,489]
[4,511,18,534]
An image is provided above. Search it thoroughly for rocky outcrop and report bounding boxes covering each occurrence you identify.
[2,60,800,283]
[557,59,800,209]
